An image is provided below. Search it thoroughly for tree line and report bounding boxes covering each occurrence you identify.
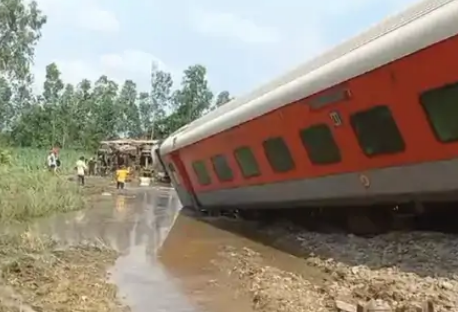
[0,0,233,150]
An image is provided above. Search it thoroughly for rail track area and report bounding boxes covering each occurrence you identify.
[195,201,458,235]
[183,203,458,311]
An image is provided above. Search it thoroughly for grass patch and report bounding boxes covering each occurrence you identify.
[9,147,91,173]
[0,166,86,223]
[0,233,128,312]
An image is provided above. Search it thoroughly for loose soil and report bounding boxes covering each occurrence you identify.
[0,233,128,312]
[217,224,458,312]
[0,176,128,312]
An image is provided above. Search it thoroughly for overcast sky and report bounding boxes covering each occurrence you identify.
[31,0,418,96]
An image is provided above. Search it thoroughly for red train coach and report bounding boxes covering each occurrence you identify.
[159,0,458,213]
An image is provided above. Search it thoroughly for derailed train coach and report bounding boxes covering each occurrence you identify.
[158,0,458,217]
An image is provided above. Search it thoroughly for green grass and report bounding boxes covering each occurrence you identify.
[9,148,91,173]
[0,147,88,223]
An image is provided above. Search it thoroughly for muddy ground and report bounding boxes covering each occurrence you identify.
[0,177,129,312]
[0,233,127,312]
[2,177,458,312]
[214,222,458,312]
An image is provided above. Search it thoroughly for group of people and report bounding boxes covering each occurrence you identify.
[46,148,130,190]
[75,155,130,189]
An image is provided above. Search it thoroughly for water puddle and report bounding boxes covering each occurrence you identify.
[4,186,326,311]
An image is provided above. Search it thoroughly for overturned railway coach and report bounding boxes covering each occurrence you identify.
[159,0,458,212]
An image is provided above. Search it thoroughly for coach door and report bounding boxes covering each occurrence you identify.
[169,152,202,209]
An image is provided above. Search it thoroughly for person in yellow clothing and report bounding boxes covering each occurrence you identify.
[116,165,129,189]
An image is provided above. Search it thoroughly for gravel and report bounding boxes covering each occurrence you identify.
[218,225,458,312]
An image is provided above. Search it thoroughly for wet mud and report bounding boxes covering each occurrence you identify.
[3,185,325,312]
[3,184,457,312]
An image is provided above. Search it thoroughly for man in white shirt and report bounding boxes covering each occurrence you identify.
[75,156,87,186]
[47,151,56,172]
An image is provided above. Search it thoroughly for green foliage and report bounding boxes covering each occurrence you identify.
[0,147,88,222]
[0,148,11,165]
[0,0,46,81]
[9,147,87,171]
[0,0,232,149]
[3,60,232,149]
[0,166,85,222]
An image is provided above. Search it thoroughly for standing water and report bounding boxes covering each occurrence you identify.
[6,186,324,311]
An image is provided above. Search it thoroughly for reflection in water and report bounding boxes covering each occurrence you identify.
[18,189,179,257]
[9,187,200,312]
[6,187,267,312]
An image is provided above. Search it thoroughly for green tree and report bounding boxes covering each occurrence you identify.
[0,0,47,81]
[138,91,150,135]
[117,80,141,137]
[91,75,119,142]
[58,83,76,147]
[145,63,172,139]
[171,64,213,130]
[42,62,64,145]
[0,77,12,130]
[215,90,232,107]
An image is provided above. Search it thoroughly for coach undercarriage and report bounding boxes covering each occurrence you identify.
[196,198,458,236]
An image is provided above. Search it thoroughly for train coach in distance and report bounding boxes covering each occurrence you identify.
[158,0,458,233]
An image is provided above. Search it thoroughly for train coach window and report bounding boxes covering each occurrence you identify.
[420,82,458,143]
[192,160,211,185]
[299,124,341,164]
[262,137,295,172]
[211,154,233,182]
[234,146,260,178]
[350,105,405,156]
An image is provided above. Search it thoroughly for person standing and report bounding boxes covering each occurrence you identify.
[47,150,57,172]
[76,156,87,186]
[115,165,129,190]
[88,157,96,175]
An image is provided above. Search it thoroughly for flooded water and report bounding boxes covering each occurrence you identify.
[8,186,325,312]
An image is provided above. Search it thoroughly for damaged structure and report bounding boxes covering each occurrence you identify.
[97,139,163,178]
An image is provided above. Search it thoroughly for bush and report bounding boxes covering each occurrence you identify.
[0,148,12,165]
[0,166,86,222]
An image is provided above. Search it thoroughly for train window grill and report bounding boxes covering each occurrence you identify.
[299,124,341,164]
[192,160,211,185]
[234,146,260,178]
[211,154,234,182]
[420,82,458,143]
[262,137,295,173]
[350,105,405,156]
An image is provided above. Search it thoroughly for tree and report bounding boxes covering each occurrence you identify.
[144,63,172,139]
[91,75,119,142]
[0,1,233,150]
[171,64,213,130]
[215,90,232,107]
[0,77,12,130]
[42,62,64,145]
[0,0,47,81]
[117,80,141,138]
